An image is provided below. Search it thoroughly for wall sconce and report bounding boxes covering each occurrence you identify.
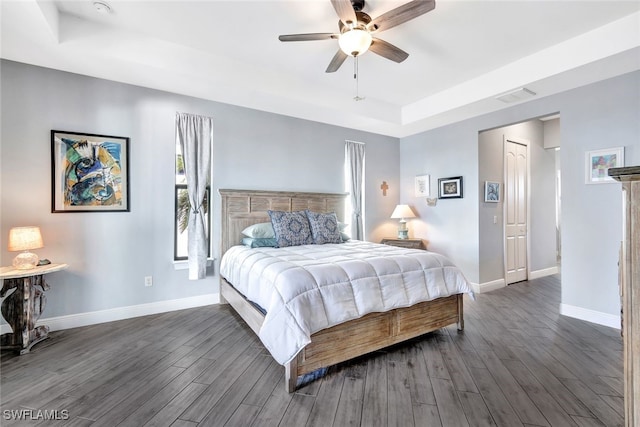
[8,226,44,269]
[390,205,416,239]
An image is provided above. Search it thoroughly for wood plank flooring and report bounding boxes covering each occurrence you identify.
[1,275,624,426]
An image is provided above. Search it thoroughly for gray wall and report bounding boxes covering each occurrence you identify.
[400,127,479,282]
[0,60,400,320]
[400,71,639,318]
[544,118,561,149]
[478,120,557,284]
[478,126,505,283]
[560,72,638,316]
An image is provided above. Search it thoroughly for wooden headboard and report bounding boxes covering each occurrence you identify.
[218,189,348,257]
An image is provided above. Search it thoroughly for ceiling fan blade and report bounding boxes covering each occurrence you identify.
[369,0,435,33]
[330,0,357,25]
[279,33,337,42]
[326,50,349,73]
[370,38,409,63]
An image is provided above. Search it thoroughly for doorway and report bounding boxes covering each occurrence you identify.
[477,116,560,288]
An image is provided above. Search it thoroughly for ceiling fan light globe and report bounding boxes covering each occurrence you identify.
[338,29,372,57]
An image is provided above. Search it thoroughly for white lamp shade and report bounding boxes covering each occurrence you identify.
[8,226,44,251]
[338,29,372,56]
[8,226,43,270]
[390,205,416,219]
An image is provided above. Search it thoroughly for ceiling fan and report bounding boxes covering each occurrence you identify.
[278,0,436,73]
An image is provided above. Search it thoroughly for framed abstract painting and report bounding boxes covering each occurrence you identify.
[51,130,130,212]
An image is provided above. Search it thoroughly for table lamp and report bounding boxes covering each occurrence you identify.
[8,226,44,269]
[390,205,416,239]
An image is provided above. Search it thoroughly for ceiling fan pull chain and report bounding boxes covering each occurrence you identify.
[354,56,364,101]
[354,55,358,80]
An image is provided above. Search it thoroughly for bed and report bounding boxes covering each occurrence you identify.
[218,189,472,392]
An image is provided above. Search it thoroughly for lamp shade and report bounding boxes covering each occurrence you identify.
[390,205,416,219]
[338,29,372,57]
[8,226,44,251]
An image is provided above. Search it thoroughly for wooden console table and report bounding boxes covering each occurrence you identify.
[0,263,68,354]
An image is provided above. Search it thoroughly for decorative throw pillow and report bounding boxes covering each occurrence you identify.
[242,222,275,238]
[268,210,314,247]
[305,210,343,244]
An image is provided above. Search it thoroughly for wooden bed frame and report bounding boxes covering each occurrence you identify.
[218,189,464,392]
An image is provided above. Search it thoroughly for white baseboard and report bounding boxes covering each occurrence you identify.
[1,293,220,334]
[559,303,621,330]
[471,266,560,294]
[529,266,560,280]
[470,278,506,294]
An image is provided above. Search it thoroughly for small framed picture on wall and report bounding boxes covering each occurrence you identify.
[438,176,463,199]
[484,181,500,202]
[585,147,624,184]
[415,174,430,197]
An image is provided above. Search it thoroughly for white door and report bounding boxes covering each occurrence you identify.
[505,138,528,284]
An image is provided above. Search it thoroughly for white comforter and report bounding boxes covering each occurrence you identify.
[220,240,473,365]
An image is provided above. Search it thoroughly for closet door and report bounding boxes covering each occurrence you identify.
[505,138,528,284]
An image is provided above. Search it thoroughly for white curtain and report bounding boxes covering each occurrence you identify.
[176,113,213,280]
[345,141,365,240]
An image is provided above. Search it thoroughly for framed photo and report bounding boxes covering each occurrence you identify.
[585,147,624,184]
[51,130,130,212]
[415,174,430,197]
[484,181,500,202]
[438,176,463,199]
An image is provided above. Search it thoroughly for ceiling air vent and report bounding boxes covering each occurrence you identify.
[495,88,536,103]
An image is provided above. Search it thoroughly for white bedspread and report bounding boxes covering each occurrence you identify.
[220,240,473,365]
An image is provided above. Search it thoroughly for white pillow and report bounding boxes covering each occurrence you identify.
[242,222,275,238]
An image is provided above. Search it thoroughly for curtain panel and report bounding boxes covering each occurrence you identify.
[345,141,365,240]
[176,113,213,280]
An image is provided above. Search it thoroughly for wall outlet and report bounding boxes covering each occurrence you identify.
[144,276,153,287]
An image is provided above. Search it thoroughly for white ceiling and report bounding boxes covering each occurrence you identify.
[2,0,639,137]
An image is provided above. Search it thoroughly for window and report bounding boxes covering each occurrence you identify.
[174,143,211,261]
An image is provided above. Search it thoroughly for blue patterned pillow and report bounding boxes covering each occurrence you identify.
[305,210,342,244]
[268,210,313,247]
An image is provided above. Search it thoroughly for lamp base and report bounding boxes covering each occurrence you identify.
[12,251,39,270]
[397,219,409,239]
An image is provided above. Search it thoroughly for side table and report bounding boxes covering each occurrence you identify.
[0,263,68,354]
[380,238,425,250]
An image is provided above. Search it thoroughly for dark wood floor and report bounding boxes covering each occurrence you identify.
[1,275,623,426]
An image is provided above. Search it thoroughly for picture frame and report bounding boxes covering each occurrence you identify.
[484,181,500,202]
[438,176,463,199]
[415,174,430,197]
[585,147,624,184]
[51,130,130,212]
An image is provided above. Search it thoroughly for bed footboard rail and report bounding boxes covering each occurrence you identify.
[285,293,463,392]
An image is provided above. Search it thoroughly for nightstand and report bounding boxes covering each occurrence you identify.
[380,238,425,250]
